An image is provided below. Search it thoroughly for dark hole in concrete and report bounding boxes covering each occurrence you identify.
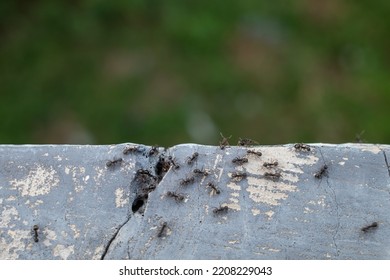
[132,195,148,213]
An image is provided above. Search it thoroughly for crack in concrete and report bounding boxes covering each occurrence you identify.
[382,150,390,178]
[100,214,131,260]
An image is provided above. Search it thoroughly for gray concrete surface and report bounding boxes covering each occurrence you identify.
[1,143,389,259]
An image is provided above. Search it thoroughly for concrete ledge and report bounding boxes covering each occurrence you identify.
[1,143,389,259]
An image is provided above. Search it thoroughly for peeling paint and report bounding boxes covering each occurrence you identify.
[53,244,74,260]
[115,188,129,208]
[70,224,80,238]
[251,208,261,216]
[0,206,18,228]
[10,165,60,197]
[0,229,30,259]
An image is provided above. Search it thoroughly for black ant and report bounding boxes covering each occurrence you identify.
[193,168,209,176]
[231,171,247,180]
[123,145,140,155]
[207,182,220,195]
[106,157,123,168]
[148,146,159,156]
[361,222,378,233]
[232,157,248,165]
[168,156,180,170]
[136,169,154,177]
[238,138,258,146]
[187,152,199,165]
[213,205,229,215]
[219,132,231,150]
[314,165,328,179]
[166,191,185,202]
[264,171,281,180]
[294,143,311,152]
[180,176,195,186]
[263,161,278,168]
[247,150,262,157]
[157,222,168,238]
[32,225,39,242]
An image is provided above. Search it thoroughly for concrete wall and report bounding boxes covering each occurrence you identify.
[1,143,389,259]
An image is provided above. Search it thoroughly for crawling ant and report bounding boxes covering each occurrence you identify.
[193,168,209,176]
[32,225,39,242]
[231,171,247,181]
[355,130,366,143]
[123,145,140,155]
[314,165,328,179]
[264,171,281,180]
[247,150,262,157]
[180,176,195,186]
[232,157,248,165]
[166,191,185,202]
[187,152,199,165]
[294,143,311,152]
[213,205,229,215]
[361,222,378,233]
[219,132,231,150]
[207,182,220,195]
[157,222,168,238]
[168,156,180,170]
[137,169,154,177]
[148,146,159,156]
[106,157,123,168]
[238,138,258,146]
[263,161,278,168]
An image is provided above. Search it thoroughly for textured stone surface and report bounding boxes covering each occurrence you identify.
[0,143,389,259]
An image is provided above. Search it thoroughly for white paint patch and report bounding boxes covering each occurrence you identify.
[115,188,129,208]
[0,206,18,228]
[93,167,105,186]
[70,224,80,238]
[10,165,60,197]
[54,155,63,161]
[43,228,57,246]
[243,146,318,210]
[251,208,261,216]
[65,166,87,193]
[0,229,30,259]
[339,161,345,166]
[6,196,16,201]
[93,245,104,260]
[265,210,274,219]
[227,181,241,191]
[53,244,74,260]
[247,177,297,206]
[360,145,382,154]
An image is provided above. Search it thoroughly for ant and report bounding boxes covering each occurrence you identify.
[32,225,39,242]
[264,171,281,180]
[180,176,195,186]
[232,157,248,165]
[157,222,168,238]
[166,191,185,202]
[238,138,258,146]
[213,205,229,215]
[263,161,278,168]
[314,165,328,179]
[247,150,262,157]
[231,171,247,180]
[219,132,231,150]
[148,146,159,156]
[294,143,311,152]
[106,157,123,168]
[361,222,378,233]
[187,152,199,165]
[167,156,180,170]
[123,145,140,155]
[193,168,209,176]
[207,182,220,195]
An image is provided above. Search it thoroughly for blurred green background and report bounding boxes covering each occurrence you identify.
[1,0,389,146]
